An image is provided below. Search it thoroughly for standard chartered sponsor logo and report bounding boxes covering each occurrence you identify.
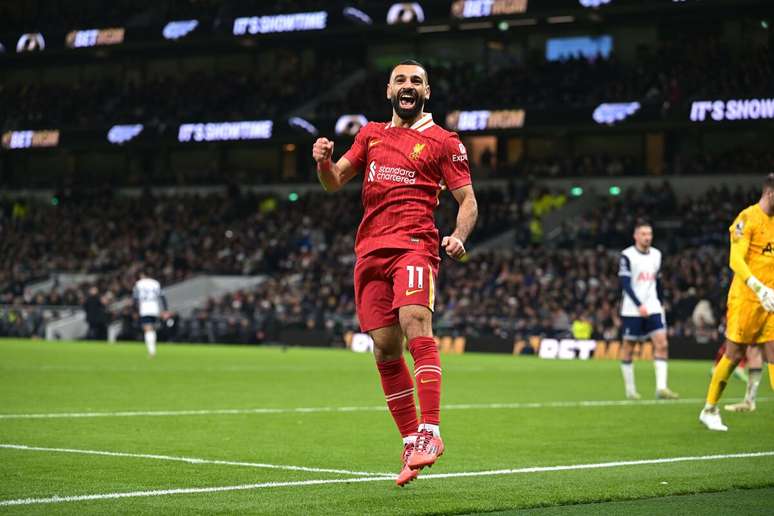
[369,161,417,184]
[368,161,376,182]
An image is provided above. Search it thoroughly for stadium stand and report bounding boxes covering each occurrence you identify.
[2,181,747,342]
[0,183,559,338]
[315,36,773,116]
[161,182,756,345]
[0,52,359,130]
[1,0,770,352]
[4,31,770,133]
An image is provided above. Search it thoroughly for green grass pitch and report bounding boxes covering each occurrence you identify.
[0,338,772,515]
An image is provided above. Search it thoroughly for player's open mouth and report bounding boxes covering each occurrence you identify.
[399,91,417,108]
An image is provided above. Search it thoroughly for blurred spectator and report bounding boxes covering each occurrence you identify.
[692,291,718,344]
[83,286,108,340]
[572,313,593,340]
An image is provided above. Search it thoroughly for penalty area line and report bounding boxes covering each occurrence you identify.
[0,444,391,477]
[1,450,773,507]
[1,397,768,420]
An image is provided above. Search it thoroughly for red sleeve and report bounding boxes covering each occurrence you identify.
[341,124,370,172]
[440,133,472,191]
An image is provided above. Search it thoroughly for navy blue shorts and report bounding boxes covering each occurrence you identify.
[139,316,159,326]
[621,314,666,341]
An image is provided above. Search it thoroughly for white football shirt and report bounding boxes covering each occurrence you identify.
[618,245,663,317]
[133,278,163,317]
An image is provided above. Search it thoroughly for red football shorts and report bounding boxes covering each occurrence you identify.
[354,249,440,333]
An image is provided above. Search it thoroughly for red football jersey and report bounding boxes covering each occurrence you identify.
[342,113,472,258]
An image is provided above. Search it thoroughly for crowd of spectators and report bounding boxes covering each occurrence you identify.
[316,35,772,118]
[555,182,757,250]
[434,245,730,343]
[665,151,774,177]
[159,237,733,346]
[1,180,759,344]
[3,30,770,132]
[501,155,644,178]
[121,183,763,344]
[1,182,542,338]
[0,52,357,131]
[170,182,757,344]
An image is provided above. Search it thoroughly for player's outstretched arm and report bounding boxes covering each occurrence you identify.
[442,185,478,260]
[312,137,358,193]
[730,236,774,311]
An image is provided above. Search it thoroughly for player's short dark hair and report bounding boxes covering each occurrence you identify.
[397,59,424,68]
[764,173,774,192]
[391,59,428,82]
[634,218,651,230]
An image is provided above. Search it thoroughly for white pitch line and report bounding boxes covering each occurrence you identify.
[0,476,396,507]
[0,444,390,477]
[1,397,768,420]
[420,450,774,479]
[1,450,772,507]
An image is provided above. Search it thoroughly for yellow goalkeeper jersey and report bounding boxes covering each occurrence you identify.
[728,203,774,302]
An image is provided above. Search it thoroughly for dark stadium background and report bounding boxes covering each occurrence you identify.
[1,0,772,358]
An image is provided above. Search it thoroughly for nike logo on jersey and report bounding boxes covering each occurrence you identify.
[405,289,423,296]
[368,139,381,148]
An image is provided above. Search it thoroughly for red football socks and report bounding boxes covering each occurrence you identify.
[409,336,442,425]
[376,357,418,437]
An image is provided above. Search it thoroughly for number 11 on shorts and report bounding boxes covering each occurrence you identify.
[407,265,424,289]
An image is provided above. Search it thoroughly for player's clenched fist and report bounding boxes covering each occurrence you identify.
[312,138,334,163]
[442,235,466,261]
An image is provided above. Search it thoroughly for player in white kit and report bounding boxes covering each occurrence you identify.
[618,221,679,400]
[133,272,167,357]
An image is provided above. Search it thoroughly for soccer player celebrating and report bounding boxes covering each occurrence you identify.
[133,271,167,358]
[311,60,477,485]
[618,220,678,400]
[700,174,774,431]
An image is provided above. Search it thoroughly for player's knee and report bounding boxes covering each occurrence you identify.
[724,343,745,362]
[373,345,401,362]
[399,307,432,339]
[370,331,403,362]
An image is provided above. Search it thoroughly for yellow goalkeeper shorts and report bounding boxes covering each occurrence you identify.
[725,295,774,344]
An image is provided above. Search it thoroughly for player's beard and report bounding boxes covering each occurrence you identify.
[391,89,425,120]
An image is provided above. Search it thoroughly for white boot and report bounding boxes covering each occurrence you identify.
[699,407,728,431]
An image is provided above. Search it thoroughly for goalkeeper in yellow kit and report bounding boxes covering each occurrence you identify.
[700,174,774,431]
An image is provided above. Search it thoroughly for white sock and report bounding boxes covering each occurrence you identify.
[402,435,417,445]
[418,423,440,437]
[620,361,636,394]
[145,330,157,356]
[746,368,762,403]
[654,359,668,391]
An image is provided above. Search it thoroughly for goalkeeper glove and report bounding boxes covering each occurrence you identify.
[746,276,774,312]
